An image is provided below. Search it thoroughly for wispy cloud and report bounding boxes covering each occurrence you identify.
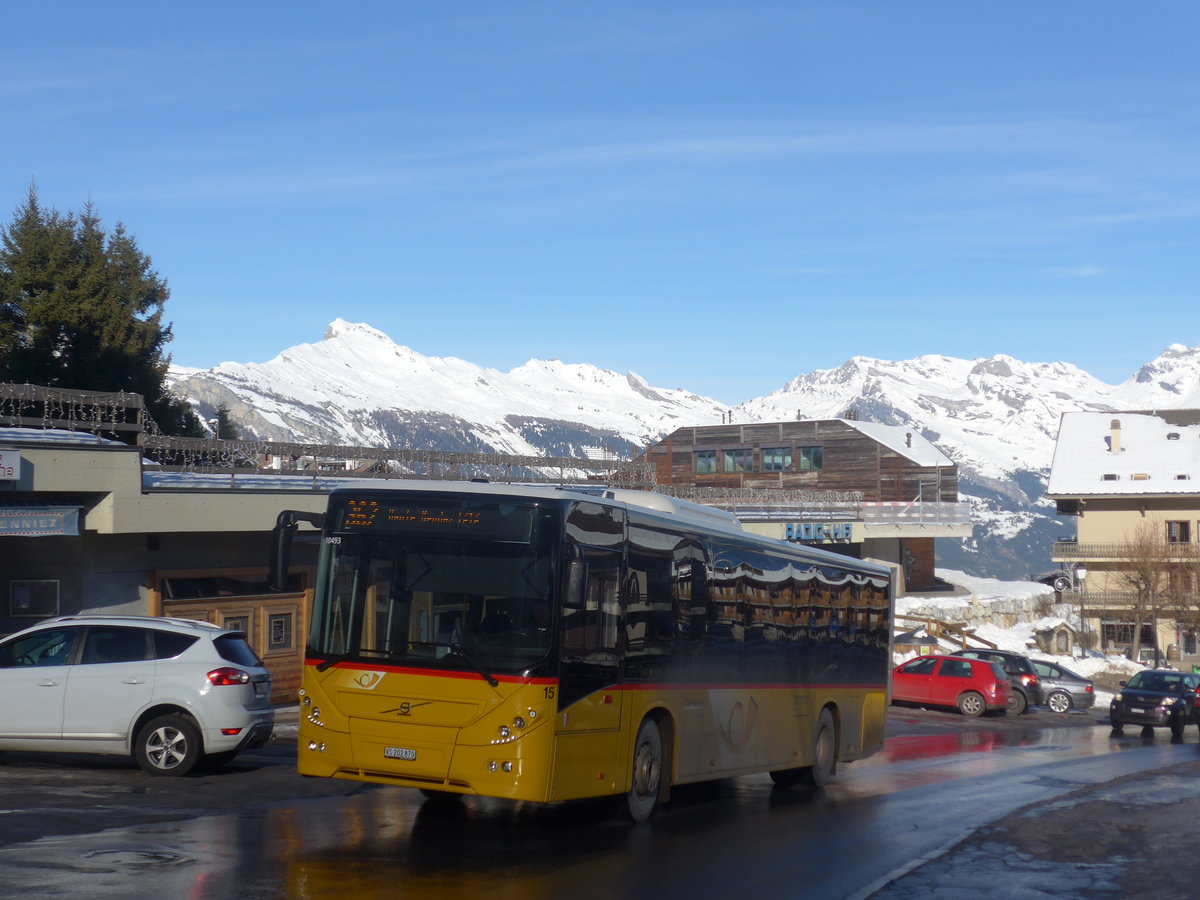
[1046,265,1108,278]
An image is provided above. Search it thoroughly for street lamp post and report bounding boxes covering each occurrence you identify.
[1075,565,1088,658]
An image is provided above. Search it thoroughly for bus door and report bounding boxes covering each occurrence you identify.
[552,538,624,800]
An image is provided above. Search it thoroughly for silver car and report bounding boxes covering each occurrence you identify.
[0,615,274,775]
[1032,659,1096,712]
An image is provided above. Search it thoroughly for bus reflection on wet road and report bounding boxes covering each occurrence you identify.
[2,718,1193,899]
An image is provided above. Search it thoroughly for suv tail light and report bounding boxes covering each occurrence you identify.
[1020,674,1038,686]
[208,667,252,686]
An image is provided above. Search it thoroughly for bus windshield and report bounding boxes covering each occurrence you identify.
[310,495,562,674]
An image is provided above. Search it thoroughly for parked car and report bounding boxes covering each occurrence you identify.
[1110,669,1200,738]
[950,648,1044,714]
[0,615,274,775]
[891,654,1012,717]
[1031,660,1095,713]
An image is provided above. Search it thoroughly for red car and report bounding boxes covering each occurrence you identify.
[891,655,1012,717]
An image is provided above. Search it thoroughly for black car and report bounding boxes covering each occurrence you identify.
[1110,669,1200,738]
[1032,659,1096,713]
[950,648,1044,714]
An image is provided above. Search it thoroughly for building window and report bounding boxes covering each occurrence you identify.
[695,450,716,475]
[723,449,752,473]
[797,446,824,470]
[1167,521,1191,544]
[762,447,792,471]
[268,613,294,651]
[161,574,301,599]
[10,579,59,618]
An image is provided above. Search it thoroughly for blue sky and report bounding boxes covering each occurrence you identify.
[3,2,1198,404]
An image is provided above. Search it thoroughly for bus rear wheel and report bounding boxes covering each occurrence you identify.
[800,708,836,789]
[626,718,664,822]
[770,708,836,789]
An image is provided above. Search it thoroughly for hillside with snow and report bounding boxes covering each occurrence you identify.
[170,319,727,458]
[168,324,1200,579]
[734,346,1200,578]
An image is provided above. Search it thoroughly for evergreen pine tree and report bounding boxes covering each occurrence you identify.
[215,403,241,440]
[0,187,202,436]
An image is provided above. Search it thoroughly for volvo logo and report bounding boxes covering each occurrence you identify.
[380,701,433,717]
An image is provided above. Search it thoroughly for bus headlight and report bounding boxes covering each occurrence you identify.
[513,716,526,730]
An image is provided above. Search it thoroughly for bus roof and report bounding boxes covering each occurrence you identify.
[328,479,741,528]
[328,479,891,578]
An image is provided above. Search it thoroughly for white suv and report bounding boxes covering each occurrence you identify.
[0,615,275,775]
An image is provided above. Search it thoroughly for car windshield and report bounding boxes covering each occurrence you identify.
[1127,671,1184,692]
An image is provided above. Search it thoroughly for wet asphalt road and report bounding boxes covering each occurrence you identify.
[2,705,1198,899]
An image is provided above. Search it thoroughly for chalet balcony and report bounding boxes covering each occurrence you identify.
[1058,588,1143,608]
[1053,540,1200,562]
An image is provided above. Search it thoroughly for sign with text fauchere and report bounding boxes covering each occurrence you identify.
[0,449,20,481]
[784,521,856,542]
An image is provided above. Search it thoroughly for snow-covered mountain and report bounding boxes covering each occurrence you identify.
[168,323,1200,580]
[735,345,1200,577]
[169,319,727,459]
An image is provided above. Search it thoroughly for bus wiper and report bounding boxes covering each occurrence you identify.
[315,652,351,672]
[449,643,499,688]
[315,648,388,672]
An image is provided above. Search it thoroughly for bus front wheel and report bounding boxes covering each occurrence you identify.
[626,718,664,822]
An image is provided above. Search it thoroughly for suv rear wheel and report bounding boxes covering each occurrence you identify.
[136,714,202,776]
[1008,689,1028,715]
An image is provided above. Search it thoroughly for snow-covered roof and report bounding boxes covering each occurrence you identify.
[143,471,357,492]
[839,419,953,468]
[1047,411,1200,496]
[0,426,125,447]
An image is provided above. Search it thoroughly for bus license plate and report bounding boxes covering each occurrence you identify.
[384,746,417,761]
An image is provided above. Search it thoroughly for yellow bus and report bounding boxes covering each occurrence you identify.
[271,481,892,821]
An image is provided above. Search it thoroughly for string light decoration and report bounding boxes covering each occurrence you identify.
[657,485,865,518]
[1,382,877,522]
[0,382,657,487]
[0,382,149,437]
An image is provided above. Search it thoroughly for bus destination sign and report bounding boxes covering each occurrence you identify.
[337,498,534,541]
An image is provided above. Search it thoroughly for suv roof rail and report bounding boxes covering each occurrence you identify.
[44,614,225,632]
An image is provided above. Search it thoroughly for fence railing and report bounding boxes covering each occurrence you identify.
[860,501,973,526]
[1053,541,1200,561]
[893,613,997,651]
[0,382,656,486]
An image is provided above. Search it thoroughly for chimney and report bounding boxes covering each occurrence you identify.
[1110,418,1122,454]
[906,432,912,448]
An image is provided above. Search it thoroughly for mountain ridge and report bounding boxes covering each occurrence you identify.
[168,322,1200,579]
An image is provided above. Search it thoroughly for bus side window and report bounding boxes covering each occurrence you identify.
[563,546,620,654]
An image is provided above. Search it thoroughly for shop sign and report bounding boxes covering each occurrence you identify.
[0,449,20,481]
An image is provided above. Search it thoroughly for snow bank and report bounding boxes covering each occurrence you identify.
[895,569,1148,707]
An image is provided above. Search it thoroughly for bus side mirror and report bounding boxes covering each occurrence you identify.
[564,559,586,610]
[269,509,325,592]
